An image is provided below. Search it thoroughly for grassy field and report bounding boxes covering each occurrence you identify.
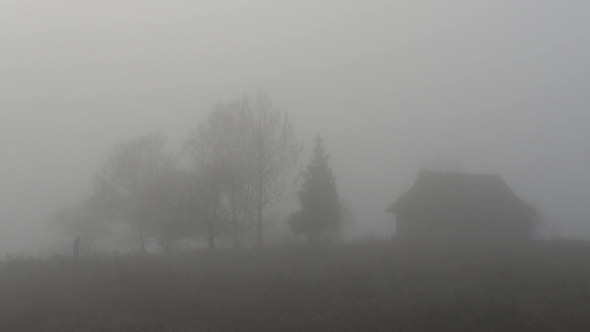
[2,240,590,331]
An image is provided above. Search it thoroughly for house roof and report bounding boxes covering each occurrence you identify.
[385,170,534,218]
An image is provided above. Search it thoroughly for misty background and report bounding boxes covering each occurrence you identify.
[1,0,589,254]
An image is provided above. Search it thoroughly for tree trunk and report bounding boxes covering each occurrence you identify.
[208,232,215,252]
[257,199,263,249]
[308,231,321,244]
[231,190,239,249]
[139,220,146,254]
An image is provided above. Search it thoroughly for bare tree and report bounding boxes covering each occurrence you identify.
[239,92,304,248]
[145,167,196,253]
[93,133,174,254]
[528,202,546,238]
[339,199,357,233]
[191,166,229,251]
[184,101,251,248]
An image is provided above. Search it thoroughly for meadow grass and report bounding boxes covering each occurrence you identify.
[2,240,590,331]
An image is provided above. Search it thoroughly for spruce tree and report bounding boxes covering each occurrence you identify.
[289,134,341,242]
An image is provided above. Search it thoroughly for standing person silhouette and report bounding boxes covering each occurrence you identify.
[73,236,80,260]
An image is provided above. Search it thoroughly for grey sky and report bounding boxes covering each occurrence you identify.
[2,1,590,253]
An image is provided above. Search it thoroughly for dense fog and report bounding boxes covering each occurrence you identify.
[2,0,589,254]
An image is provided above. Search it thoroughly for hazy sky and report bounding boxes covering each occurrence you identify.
[2,1,590,253]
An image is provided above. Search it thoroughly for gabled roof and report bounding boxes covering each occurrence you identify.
[386,170,533,217]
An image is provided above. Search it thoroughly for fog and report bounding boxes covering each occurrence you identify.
[2,0,589,254]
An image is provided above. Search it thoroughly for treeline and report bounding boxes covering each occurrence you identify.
[48,92,345,254]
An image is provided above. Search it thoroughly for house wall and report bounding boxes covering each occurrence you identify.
[395,205,531,241]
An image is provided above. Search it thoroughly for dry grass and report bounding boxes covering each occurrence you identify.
[2,240,590,331]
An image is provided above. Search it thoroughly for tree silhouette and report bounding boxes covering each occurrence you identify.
[289,134,340,243]
[239,92,303,248]
[184,101,251,248]
[93,133,174,254]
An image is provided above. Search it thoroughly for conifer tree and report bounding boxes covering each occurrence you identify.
[289,134,340,242]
